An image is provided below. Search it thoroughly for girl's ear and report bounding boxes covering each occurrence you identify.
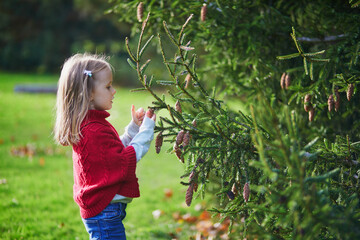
[88,91,95,109]
[89,89,94,101]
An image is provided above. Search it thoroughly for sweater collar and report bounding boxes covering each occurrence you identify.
[87,110,110,120]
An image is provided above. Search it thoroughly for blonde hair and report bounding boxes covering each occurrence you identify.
[54,53,112,146]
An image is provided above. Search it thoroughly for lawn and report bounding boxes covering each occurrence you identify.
[0,72,219,240]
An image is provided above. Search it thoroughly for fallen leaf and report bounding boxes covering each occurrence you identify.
[164,188,173,199]
[168,232,178,239]
[195,220,213,237]
[152,209,164,219]
[194,203,203,211]
[10,144,36,158]
[172,211,182,221]
[45,147,54,155]
[199,210,211,221]
[39,157,45,167]
[12,198,19,205]
[182,213,197,223]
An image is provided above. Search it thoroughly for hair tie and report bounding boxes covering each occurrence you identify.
[84,70,92,77]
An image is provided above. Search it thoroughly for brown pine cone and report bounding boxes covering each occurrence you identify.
[189,171,198,192]
[335,89,340,112]
[227,190,235,200]
[193,182,198,192]
[155,132,163,154]
[280,72,286,89]
[308,107,315,122]
[196,157,205,164]
[185,183,194,206]
[176,130,185,145]
[185,74,192,89]
[304,94,312,112]
[192,119,197,127]
[147,108,154,118]
[243,182,250,202]
[285,74,291,89]
[347,83,354,101]
[231,182,238,197]
[183,131,190,147]
[175,100,182,113]
[137,2,143,22]
[189,171,195,181]
[174,144,184,163]
[200,4,207,22]
[327,94,334,112]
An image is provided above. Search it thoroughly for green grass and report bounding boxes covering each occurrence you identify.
[0,72,209,240]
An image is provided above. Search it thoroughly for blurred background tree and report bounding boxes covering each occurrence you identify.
[0,0,141,85]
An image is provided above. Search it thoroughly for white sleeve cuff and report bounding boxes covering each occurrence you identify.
[120,120,140,147]
[130,117,155,161]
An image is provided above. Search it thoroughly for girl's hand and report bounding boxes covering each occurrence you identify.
[146,108,156,121]
[131,105,145,126]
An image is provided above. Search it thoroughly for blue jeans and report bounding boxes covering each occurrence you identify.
[82,202,127,240]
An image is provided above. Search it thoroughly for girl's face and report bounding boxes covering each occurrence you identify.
[90,68,116,111]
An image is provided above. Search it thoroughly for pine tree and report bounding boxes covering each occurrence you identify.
[111,1,360,239]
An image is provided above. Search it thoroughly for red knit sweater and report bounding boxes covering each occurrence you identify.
[72,110,139,219]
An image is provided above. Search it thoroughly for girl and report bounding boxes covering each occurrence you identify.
[54,53,155,239]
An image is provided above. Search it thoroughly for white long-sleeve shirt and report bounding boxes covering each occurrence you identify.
[112,116,155,203]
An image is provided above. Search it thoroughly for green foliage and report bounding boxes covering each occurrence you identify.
[110,0,360,136]
[111,0,360,239]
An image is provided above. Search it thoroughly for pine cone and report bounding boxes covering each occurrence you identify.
[304,94,312,112]
[176,130,185,145]
[155,132,163,154]
[308,107,315,122]
[200,4,207,22]
[196,157,205,164]
[243,182,250,202]
[285,74,291,89]
[280,72,286,89]
[189,171,195,181]
[175,100,182,113]
[147,108,154,118]
[189,171,198,192]
[335,89,340,112]
[327,94,334,112]
[347,83,354,101]
[227,190,235,200]
[192,119,197,127]
[193,182,198,192]
[174,144,184,163]
[183,131,190,147]
[137,2,143,22]
[185,74,192,89]
[185,183,194,206]
[231,182,238,197]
